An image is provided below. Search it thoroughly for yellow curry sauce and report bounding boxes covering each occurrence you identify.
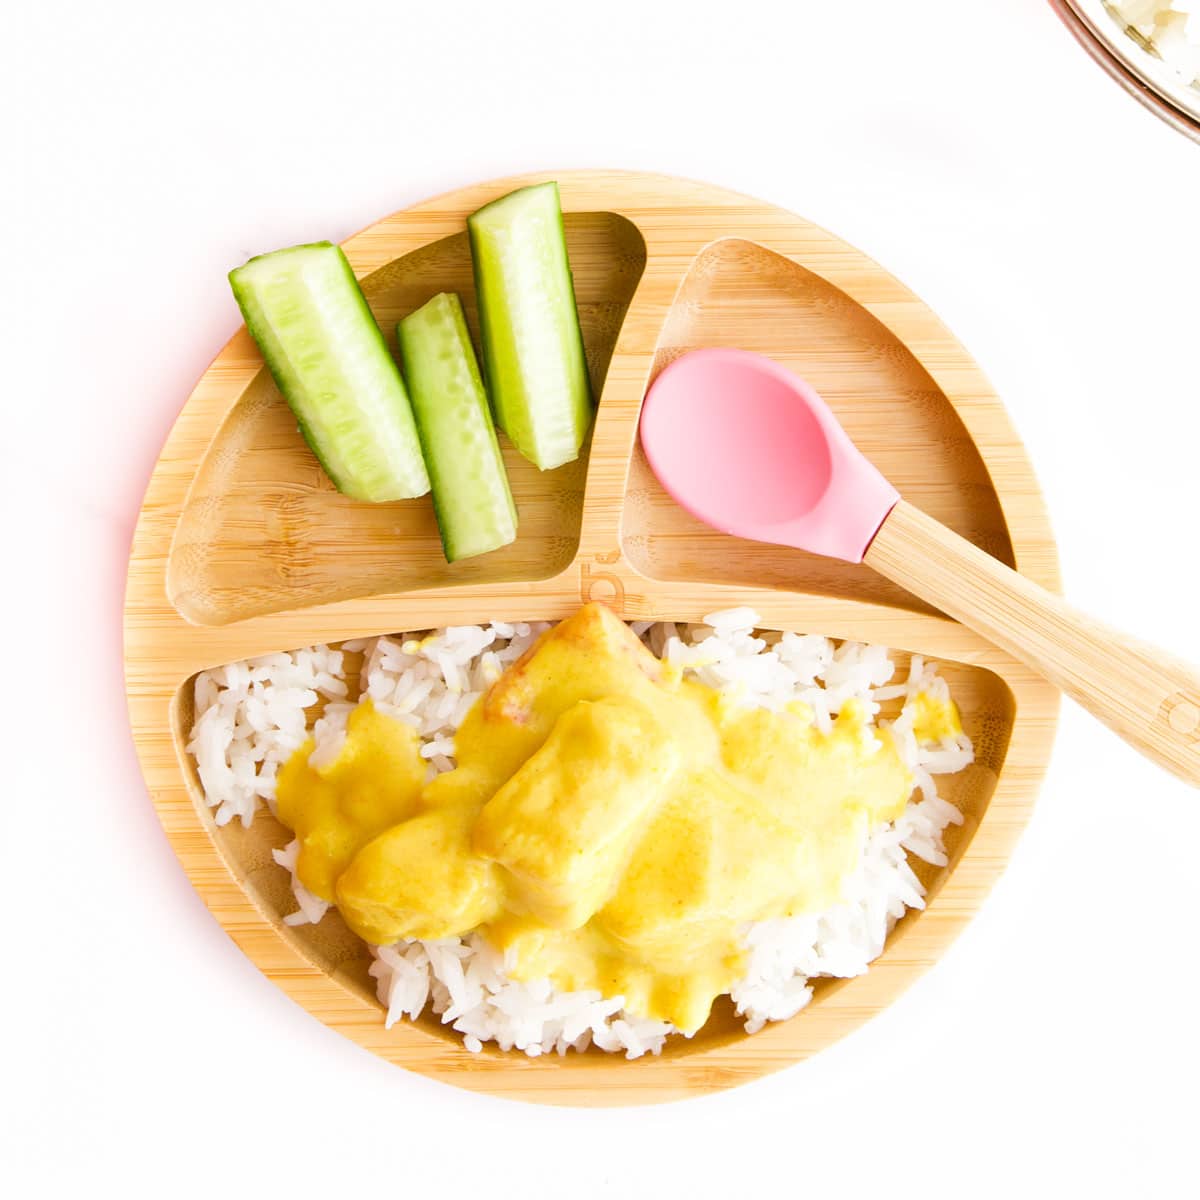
[910,690,963,744]
[275,603,951,1033]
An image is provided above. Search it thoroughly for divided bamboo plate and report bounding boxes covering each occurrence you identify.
[125,170,1060,1106]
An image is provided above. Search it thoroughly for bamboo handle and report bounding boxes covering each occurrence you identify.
[864,500,1200,787]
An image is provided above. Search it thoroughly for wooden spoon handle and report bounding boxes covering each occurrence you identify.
[864,499,1200,787]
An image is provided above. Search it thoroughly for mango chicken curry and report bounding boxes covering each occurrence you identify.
[276,603,939,1034]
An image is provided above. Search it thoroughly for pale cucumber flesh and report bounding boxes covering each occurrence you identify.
[397,293,517,561]
[468,182,592,471]
[229,242,429,501]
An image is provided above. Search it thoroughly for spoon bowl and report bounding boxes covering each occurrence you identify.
[641,349,898,562]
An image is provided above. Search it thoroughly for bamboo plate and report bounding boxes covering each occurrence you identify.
[125,170,1060,1106]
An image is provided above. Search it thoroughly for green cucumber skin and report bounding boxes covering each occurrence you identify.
[467,182,593,471]
[229,242,430,502]
[397,293,518,562]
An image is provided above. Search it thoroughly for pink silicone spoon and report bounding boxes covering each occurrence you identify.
[640,347,1200,787]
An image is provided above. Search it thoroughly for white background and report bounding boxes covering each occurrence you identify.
[5,1,1199,1196]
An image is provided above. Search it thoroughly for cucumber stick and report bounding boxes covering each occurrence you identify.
[397,294,518,562]
[468,182,593,471]
[229,242,430,501]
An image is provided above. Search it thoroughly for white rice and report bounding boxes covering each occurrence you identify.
[187,610,971,1059]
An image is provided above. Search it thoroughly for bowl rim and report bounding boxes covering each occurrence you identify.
[1049,0,1200,143]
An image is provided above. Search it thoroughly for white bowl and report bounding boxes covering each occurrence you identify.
[1051,0,1200,142]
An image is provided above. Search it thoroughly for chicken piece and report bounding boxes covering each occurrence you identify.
[275,700,426,901]
[335,802,501,945]
[473,696,681,930]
